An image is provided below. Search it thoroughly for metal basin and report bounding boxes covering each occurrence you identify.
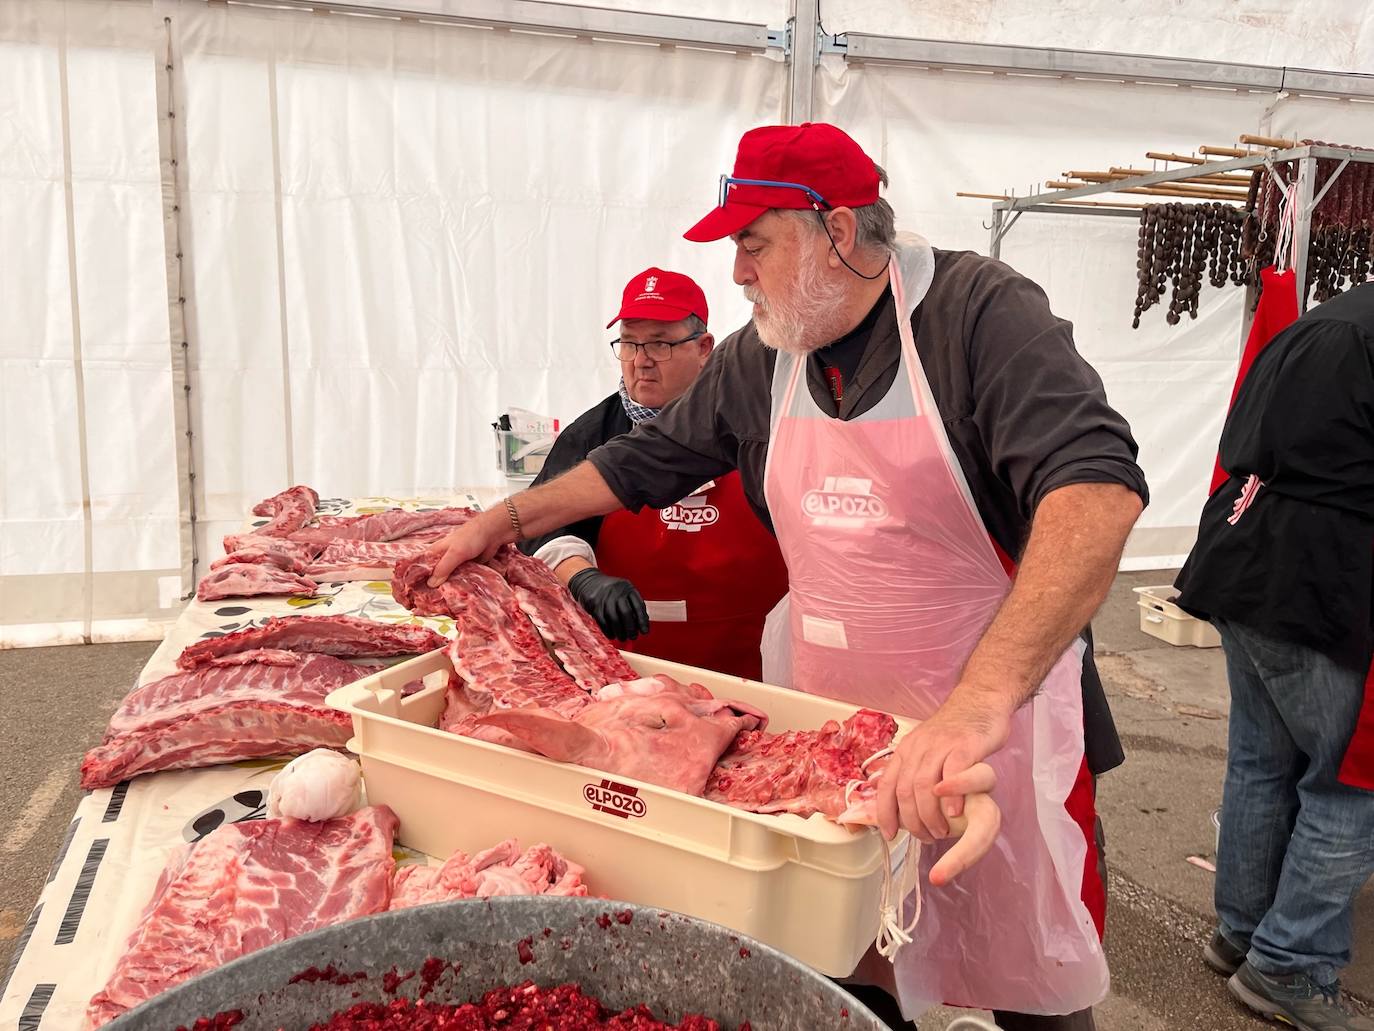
[103,896,886,1029]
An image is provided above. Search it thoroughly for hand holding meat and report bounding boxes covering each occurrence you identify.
[568,568,650,640]
[927,764,1001,888]
[426,507,510,586]
[874,689,1012,842]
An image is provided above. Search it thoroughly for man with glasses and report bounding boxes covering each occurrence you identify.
[427,124,1146,1028]
[518,267,787,680]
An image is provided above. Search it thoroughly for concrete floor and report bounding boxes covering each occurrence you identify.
[1,573,1370,1029]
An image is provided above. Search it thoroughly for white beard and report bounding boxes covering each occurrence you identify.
[745,246,853,356]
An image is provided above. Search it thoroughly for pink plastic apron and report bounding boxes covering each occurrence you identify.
[761,236,1109,1016]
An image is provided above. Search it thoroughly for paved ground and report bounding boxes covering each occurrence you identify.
[2,573,1371,1028]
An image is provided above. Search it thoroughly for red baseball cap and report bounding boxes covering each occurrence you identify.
[605,267,709,328]
[684,122,881,243]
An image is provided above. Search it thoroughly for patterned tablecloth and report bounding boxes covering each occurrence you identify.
[0,493,487,1030]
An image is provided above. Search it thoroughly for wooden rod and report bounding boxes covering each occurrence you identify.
[1239,133,1297,149]
[1063,172,1249,197]
[1145,151,1205,165]
[1045,180,1245,202]
[956,191,1146,209]
[1072,169,1251,190]
[1200,145,1249,157]
[1110,166,1251,185]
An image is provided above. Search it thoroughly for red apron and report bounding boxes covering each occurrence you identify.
[596,471,788,681]
[1210,266,1299,493]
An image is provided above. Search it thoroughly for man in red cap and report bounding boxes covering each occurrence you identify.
[427,124,1147,1028]
[518,267,788,680]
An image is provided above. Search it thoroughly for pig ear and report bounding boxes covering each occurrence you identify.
[474,709,605,764]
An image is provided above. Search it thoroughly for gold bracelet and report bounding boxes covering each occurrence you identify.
[504,497,524,541]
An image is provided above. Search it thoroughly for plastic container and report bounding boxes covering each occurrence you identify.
[494,428,554,480]
[1133,585,1221,648]
[327,650,915,977]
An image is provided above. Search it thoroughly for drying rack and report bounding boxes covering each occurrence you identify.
[964,136,1374,324]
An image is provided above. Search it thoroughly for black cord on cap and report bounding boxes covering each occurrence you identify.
[812,206,888,281]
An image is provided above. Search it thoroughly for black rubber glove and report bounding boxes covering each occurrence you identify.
[567,568,651,641]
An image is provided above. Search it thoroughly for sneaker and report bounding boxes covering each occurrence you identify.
[1228,962,1374,1030]
[1204,929,1248,976]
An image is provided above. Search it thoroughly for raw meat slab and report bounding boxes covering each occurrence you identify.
[176,615,444,671]
[473,676,764,796]
[249,485,320,537]
[291,507,475,546]
[85,806,398,1027]
[196,563,318,602]
[488,546,638,690]
[390,839,587,910]
[392,557,587,729]
[704,709,897,822]
[304,528,453,581]
[80,650,364,788]
[219,532,322,566]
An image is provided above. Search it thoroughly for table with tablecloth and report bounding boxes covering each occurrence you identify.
[0,492,487,1030]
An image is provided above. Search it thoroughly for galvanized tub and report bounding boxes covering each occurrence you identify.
[103,896,886,1030]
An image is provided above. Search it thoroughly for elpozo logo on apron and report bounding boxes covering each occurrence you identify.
[660,482,719,533]
[801,476,889,527]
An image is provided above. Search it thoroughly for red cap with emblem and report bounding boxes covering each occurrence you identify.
[606,267,709,329]
[684,122,881,243]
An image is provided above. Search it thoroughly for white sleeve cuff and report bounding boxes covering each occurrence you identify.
[533,535,596,570]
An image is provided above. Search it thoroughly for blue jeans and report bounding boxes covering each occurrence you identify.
[1214,618,1374,986]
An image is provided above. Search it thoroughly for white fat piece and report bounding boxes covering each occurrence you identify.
[266,748,363,822]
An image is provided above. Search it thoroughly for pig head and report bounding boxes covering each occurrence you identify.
[471,682,764,796]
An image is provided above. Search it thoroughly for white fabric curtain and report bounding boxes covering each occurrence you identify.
[7,0,1374,643]
[174,1,786,568]
[812,58,1279,568]
[0,0,181,646]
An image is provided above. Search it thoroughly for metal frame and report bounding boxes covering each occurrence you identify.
[987,145,1374,313]
[824,33,1374,101]
[216,0,782,54]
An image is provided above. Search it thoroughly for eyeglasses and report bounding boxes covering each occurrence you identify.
[717,175,831,211]
[610,331,703,362]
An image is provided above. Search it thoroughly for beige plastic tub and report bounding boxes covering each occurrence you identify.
[1133,585,1222,648]
[327,649,914,976]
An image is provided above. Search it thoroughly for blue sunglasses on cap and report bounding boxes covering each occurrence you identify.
[717,175,831,211]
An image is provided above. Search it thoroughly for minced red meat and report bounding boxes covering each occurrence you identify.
[309,981,747,1030]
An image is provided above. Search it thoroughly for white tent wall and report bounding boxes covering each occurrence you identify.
[1,1,182,648]
[822,1,1374,73]
[812,60,1276,568]
[172,2,786,569]
[7,0,1374,644]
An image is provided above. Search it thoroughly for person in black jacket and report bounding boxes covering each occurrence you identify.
[519,267,788,679]
[1177,281,1374,1031]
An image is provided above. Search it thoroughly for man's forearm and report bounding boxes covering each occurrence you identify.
[954,482,1143,718]
[481,462,624,547]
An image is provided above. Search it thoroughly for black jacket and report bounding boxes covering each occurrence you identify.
[1177,282,1374,670]
[588,248,1149,774]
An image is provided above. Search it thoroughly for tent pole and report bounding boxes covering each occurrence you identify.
[154,8,201,599]
[785,0,818,124]
[1293,156,1316,313]
[56,20,94,644]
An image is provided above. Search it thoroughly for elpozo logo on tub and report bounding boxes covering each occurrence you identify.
[584,779,647,819]
[802,476,889,527]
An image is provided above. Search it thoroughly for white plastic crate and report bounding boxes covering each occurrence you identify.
[327,649,915,976]
[1133,585,1221,648]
